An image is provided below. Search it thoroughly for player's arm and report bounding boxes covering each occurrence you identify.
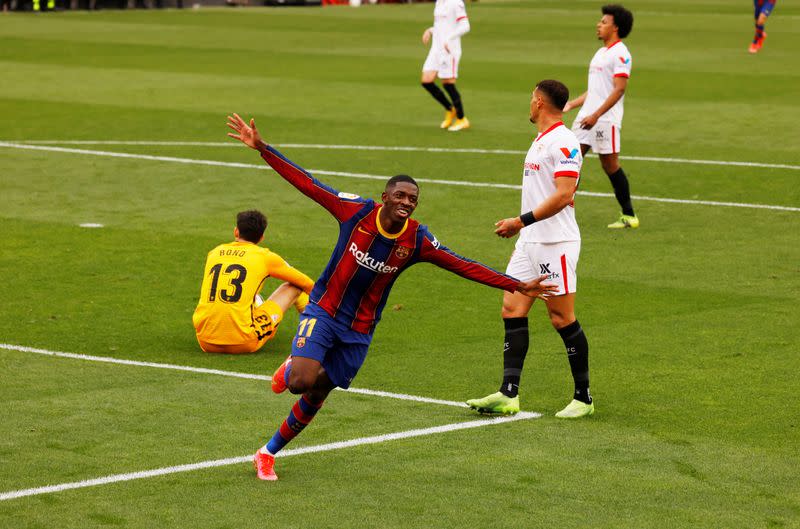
[579,76,627,129]
[422,26,434,45]
[563,91,588,113]
[265,253,315,294]
[494,176,578,238]
[226,113,365,222]
[418,231,557,298]
[443,1,469,53]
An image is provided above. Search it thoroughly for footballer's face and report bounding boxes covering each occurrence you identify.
[597,14,617,41]
[382,182,419,223]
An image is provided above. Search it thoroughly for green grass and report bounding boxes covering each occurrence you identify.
[1,1,799,527]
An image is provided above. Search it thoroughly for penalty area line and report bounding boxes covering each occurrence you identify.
[0,413,540,501]
[0,343,469,409]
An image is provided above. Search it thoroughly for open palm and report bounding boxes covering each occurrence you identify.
[227,113,264,150]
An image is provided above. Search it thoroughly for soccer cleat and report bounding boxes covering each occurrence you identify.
[271,355,291,394]
[466,391,519,415]
[749,32,766,54]
[555,399,595,419]
[607,213,639,229]
[253,450,278,481]
[447,117,470,132]
[440,107,457,129]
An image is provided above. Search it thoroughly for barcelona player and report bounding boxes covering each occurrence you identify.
[192,210,314,354]
[226,113,557,481]
[750,0,776,53]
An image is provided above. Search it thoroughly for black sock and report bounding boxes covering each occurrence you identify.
[443,83,464,119]
[499,317,529,398]
[607,167,635,216]
[422,82,453,111]
[557,320,591,404]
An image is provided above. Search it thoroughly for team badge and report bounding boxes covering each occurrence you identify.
[296,337,306,348]
[395,246,410,259]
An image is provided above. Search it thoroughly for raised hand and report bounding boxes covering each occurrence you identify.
[227,113,265,150]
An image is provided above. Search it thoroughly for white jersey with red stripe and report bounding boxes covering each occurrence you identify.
[575,40,632,127]
[431,0,469,55]
[518,122,583,244]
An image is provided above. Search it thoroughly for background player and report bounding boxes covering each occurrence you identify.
[226,113,557,480]
[750,0,776,53]
[192,210,314,354]
[467,80,594,419]
[420,0,471,131]
[564,4,638,229]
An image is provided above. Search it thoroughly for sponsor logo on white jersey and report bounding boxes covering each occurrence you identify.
[349,242,399,274]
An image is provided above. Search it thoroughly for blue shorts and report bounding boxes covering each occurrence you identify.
[290,303,372,389]
[755,0,775,18]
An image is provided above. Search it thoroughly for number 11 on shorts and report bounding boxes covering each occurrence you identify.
[297,318,317,338]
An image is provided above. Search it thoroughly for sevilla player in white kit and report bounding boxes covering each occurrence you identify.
[420,0,471,132]
[565,4,639,229]
[467,80,595,419]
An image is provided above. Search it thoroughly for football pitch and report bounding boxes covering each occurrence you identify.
[1,0,799,527]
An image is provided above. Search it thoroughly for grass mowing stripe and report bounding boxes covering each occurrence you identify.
[1,142,798,212]
[0,412,539,502]
[11,140,800,171]
[0,343,469,408]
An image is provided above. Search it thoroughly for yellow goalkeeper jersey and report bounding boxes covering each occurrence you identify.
[192,241,314,345]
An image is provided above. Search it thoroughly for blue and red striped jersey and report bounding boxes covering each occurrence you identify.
[260,144,519,334]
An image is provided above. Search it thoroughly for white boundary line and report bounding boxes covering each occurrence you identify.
[1,142,797,212]
[0,412,539,501]
[0,343,468,408]
[8,140,800,171]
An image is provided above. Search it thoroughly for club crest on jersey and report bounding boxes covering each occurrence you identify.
[395,246,410,259]
[296,337,306,348]
[560,148,579,159]
[619,56,630,64]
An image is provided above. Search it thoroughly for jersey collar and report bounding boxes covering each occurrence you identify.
[376,206,409,239]
[606,40,622,49]
[535,121,564,142]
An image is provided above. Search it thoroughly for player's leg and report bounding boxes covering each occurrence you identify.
[595,123,638,228]
[442,55,469,132]
[421,61,455,128]
[255,316,337,481]
[467,247,534,415]
[540,242,593,418]
[266,281,308,314]
[750,2,773,52]
[255,368,334,481]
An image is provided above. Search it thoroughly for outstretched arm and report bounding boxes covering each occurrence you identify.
[227,113,366,222]
[418,231,557,299]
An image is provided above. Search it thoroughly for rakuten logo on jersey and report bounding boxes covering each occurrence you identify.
[349,243,399,274]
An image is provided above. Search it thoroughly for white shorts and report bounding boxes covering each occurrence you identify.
[422,47,460,79]
[505,240,580,296]
[571,120,621,155]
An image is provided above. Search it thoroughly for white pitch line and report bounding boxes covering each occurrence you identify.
[0,411,539,501]
[9,139,800,171]
[0,343,469,408]
[1,142,797,212]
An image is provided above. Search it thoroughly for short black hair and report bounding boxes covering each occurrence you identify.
[236,210,267,243]
[602,4,633,39]
[535,79,570,111]
[385,174,418,192]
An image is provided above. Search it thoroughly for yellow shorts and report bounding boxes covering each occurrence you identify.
[197,300,284,354]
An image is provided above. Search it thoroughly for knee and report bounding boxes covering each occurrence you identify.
[287,370,315,395]
[548,312,574,330]
[501,301,527,319]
